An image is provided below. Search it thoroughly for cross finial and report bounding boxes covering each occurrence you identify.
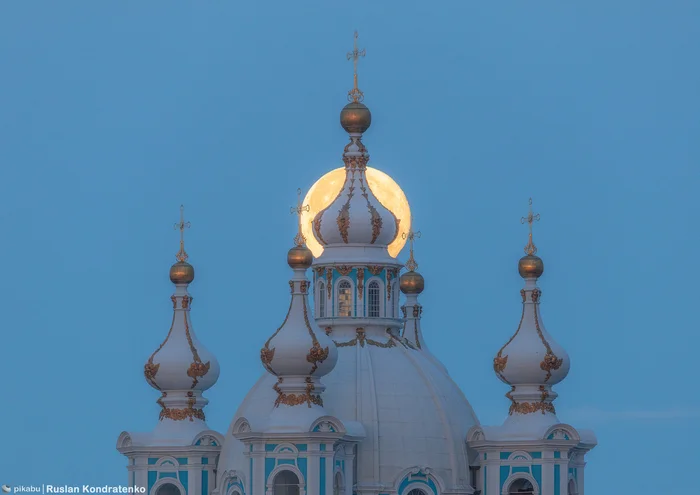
[520,198,540,256]
[290,188,310,246]
[346,31,366,103]
[174,205,191,262]
[402,229,421,272]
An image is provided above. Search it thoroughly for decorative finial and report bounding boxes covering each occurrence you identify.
[521,198,540,256]
[290,188,310,247]
[402,229,421,272]
[174,205,191,262]
[346,31,366,103]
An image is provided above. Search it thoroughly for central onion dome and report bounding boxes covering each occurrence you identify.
[311,102,400,252]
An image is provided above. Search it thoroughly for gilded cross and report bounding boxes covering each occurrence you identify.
[520,198,540,256]
[402,229,421,272]
[346,31,366,103]
[174,205,191,262]
[290,188,310,246]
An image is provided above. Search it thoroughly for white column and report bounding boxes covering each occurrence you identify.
[188,456,201,495]
[134,457,148,492]
[558,460,568,495]
[251,443,266,495]
[324,446,334,495]
[343,445,354,495]
[484,456,500,495]
[541,452,555,495]
[307,444,320,495]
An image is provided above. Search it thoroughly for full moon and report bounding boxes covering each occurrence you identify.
[301,167,411,258]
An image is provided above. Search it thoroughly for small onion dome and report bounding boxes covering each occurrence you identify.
[170,261,195,284]
[400,270,425,295]
[518,255,544,279]
[340,101,371,134]
[287,245,313,269]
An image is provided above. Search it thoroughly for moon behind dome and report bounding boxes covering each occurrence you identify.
[301,167,411,258]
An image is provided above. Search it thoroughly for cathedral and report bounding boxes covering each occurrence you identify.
[116,33,597,495]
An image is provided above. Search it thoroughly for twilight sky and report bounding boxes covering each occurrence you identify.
[1,1,698,494]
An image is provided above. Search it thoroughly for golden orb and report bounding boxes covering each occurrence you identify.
[287,245,313,269]
[340,102,372,134]
[301,167,411,258]
[518,255,544,279]
[170,261,195,284]
[400,271,425,294]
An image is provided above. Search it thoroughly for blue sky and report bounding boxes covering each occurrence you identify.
[1,1,698,493]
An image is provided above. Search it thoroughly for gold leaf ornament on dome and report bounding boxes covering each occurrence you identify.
[506,386,555,416]
[336,265,353,276]
[273,377,323,408]
[158,393,206,422]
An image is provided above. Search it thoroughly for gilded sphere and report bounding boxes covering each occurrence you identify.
[170,261,195,284]
[518,255,544,279]
[340,102,372,134]
[400,271,425,294]
[287,245,313,269]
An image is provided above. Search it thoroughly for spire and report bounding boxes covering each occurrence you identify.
[403,229,421,272]
[521,197,540,256]
[493,200,569,424]
[143,207,220,426]
[175,204,191,262]
[291,188,310,247]
[346,30,366,103]
[260,196,338,414]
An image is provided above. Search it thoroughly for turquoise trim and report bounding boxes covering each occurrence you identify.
[297,444,308,452]
[397,471,437,495]
[265,458,275,479]
[177,458,188,465]
[265,444,278,452]
[179,472,188,494]
[320,458,326,495]
[484,453,487,460]
[500,466,509,488]
[202,471,208,495]
[202,458,208,465]
[512,467,528,474]
[484,466,487,494]
[279,459,294,465]
[500,452,511,460]
[530,452,542,459]
[148,472,157,492]
[249,457,253,495]
[554,465,560,495]
[320,444,326,451]
[532,465,542,487]
[554,451,561,459]
[149,458,159,465]
[159,473,176,479]
[298,457,307,479]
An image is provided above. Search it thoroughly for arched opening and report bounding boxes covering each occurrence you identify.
[337,280,353,317]
[318,281,326,317]
[508,478,534,494]
[367,280,381,317]
[406,489,427,495]
[155,484,181,495]
[273,470,300,495]
[567,479,577,495]
[333,472,343,495]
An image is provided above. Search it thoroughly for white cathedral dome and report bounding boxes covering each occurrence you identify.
[218,334,480,491]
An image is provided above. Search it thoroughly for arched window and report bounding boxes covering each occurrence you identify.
[155,484,181,495]
[406,490,427,495]
[567,480,577,495]
[367,281,381,317]
[338,280,353,317]
[318,281,326,317]
[333,472,343,495]
[273,470,300,495]
[508,479,535,494]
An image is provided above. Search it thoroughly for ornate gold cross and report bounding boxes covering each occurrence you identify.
[402,229,421,272]
[291,188,310,246]
[347,31,366,103]
[174,205,191,262]
[521,198,540,256]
